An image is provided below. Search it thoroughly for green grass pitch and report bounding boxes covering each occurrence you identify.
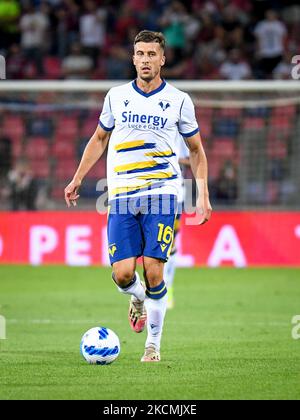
[0,265,299,400]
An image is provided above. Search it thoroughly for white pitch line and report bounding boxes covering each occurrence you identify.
[5,319,289,327]
[6,319,119,325]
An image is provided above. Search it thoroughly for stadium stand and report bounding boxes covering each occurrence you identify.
[0,1,300,210]
[0,0,299,81]
[1,83,299,210]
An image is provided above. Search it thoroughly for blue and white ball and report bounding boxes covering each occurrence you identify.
[80,327,120,365]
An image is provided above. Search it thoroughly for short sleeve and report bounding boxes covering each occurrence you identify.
[178,94,199,138]
[99,92,115,132]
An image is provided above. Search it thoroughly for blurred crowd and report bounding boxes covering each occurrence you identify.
[0,137,38,210]
[0,0,299,80]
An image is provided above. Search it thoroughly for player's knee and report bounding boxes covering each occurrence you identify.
[113,267,135,288]
[143,265,162,286]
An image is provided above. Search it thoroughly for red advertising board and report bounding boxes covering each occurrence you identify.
[0,211,299,266]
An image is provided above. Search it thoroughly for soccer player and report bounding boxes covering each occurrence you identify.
[64,30,212,362]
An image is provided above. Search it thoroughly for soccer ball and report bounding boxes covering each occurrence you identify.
[80,327,120,365]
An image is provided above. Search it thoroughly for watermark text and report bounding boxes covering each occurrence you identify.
[291,315,300,340]
[0,314,6,340]
[291,55,300,80]
[0,55,6,80]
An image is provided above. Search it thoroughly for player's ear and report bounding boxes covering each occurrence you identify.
[161,53,166,67]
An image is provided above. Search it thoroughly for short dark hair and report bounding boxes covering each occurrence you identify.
[134,30,166,50]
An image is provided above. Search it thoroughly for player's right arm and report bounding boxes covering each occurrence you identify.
[64,125,110,207]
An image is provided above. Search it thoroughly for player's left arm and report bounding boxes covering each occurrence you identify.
[184,132,212,225]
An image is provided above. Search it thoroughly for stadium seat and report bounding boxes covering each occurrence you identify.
[245,107,269,118]
[53,133,77,148]
[51,182,66,199]
[89,109,102,120]
[44,56,62,79]
[269,116,292,130]
[208,137,240,180]
[207,158,224,180]
[55,117,78,137]
[26,117,53,138]
[267,137,288,159]
[266,181,280,203]
[79,179,101,198]
[24,137,50,159]
[242,118,265,130]
[77,138,88,159]
[55,158,78,181]
[195,107,213,119]
[218,108,242,118]
[198,120,212,139]
[80,117,98,138]
[85,159,106,179]
[214,118,239,137]
[2,115,25,138]
[272,105,296,119]
[28,159,51,179]
[11,139,23,159]
[196,108,213,137]
[267,126,291,144]
[268,115,292,144]
[269,158,286,181]
[51,140,76,159]
[211,137,237,158]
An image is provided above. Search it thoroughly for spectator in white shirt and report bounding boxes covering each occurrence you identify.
[254,10,287,78]
[220,49,252,80]
[79,0,107,67]
[62,42,93,79]
[20,4,49,76]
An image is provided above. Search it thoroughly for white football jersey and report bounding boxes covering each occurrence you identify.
[99,80,199,200]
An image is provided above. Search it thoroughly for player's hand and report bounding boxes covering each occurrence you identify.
[196,195,212,225]
[64,178,81,208]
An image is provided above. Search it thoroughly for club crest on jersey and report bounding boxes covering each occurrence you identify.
[109,244,117,257]
[159,100,170,111]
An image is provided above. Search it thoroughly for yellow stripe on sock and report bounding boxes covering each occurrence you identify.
[114,140,145,151]
[147,285,167,295]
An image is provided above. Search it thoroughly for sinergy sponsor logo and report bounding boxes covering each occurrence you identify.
[122,111,168,129]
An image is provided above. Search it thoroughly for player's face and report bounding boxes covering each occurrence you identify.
[133,42,165,82]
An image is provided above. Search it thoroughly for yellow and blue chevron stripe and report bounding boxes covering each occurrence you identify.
[144,149,176,158]
[137,171,177,180]
[114,161,169,175]
[111,181,166,197]
[111,182,152,197]
[115,140,156,153]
